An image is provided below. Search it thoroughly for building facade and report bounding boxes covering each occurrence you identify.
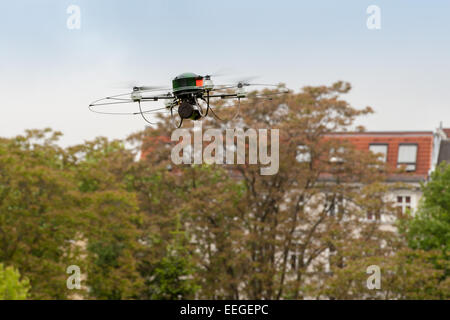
[325,124,450,224]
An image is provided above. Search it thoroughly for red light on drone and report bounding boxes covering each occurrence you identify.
[196,79,203,87]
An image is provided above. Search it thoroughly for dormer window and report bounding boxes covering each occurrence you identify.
[369,144,388,162]
[296,145,311,163]
[397,144,418,172]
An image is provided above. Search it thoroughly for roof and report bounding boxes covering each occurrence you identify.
[325,131,434,181]
[140,131,436,183]
[438,140,450,164]
[327,131,433,137]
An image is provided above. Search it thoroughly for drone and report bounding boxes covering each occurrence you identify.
[89,72,288,128]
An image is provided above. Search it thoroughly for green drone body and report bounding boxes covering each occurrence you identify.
[172,72,204,94]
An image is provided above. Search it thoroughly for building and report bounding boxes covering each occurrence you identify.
[141,124,450,221]
[324,125,450,223]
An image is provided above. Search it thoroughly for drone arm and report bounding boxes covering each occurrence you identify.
[141,95,175,101]
[206,93,239,99]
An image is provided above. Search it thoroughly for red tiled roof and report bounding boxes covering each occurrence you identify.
[325,132,434,180]
[327,131,433,137]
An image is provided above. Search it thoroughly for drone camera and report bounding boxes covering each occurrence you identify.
[178,101,202,120]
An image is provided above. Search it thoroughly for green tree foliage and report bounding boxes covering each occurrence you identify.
[0,263,30,300]
[0,131,195,299]
[66,138,148,299]
[404,163,450,253]
[0,129,84,299]
[146,217,199,299]
[316,248,448,299]
[400,163,450,297]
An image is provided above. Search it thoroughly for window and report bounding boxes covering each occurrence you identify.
[330,147,345,163]
[367,211,381,221]
[369,144,388,162]
[397,144,418,171]
[296,145,311,163]
[396,195,412,218]
[289,243,302,271]
[327,194,345,217]
[290,253,297,270]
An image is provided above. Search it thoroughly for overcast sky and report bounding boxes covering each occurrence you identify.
[1,0,449,146]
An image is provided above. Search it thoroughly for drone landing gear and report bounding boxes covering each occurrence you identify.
[138,101,158,125]
[202,97,241,122]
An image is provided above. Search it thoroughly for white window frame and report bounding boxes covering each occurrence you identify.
[396,195,412,217]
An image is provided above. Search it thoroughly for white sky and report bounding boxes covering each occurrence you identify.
[1,0,449,146]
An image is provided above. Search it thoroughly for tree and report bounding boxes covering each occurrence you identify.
[137,82,407,299]
[0,129,198,299]
[316,248,448,299]
[0,129,85,299]
[66,137,148,299]
[403,163,450,253]
[400,162,450,298]
[146,216,199,299]
[0,264,30,300]
[66,136,198,299]
[176,165,248,299]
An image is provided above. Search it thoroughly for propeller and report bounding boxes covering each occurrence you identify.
[203,67,233,79]
[210,75,268,91]
[110,81,168,92]
[233,76,260,87]
[133,85,168,92]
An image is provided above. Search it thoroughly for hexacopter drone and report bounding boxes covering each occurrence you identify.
[89,72,288,128]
